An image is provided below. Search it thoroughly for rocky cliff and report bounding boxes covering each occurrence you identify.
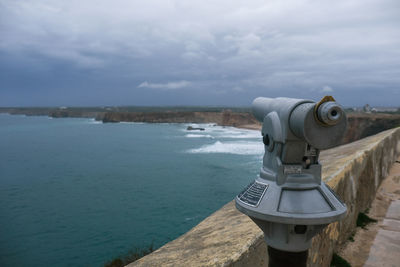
[101,110,260,128]
[343,113,400,144]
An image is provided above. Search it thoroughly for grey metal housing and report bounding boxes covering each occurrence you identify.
[236,96,347,252]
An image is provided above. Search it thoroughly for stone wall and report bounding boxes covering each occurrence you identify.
[128,127,400,267]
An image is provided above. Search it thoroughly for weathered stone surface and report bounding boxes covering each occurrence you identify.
[127,128,400,267]
[364,200,400,267]
[126,201,264,267]
[386,200,400,220]
[364,226,400,267]
[338,158,400,267]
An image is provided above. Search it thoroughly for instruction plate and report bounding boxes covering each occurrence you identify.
[237,181,268,207]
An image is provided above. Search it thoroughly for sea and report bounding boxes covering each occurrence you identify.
[0,113,264,267]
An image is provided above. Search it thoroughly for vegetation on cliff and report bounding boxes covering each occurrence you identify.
[104,243,154,267]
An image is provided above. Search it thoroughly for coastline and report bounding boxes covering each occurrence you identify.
[0,107,262,131]
[1,107,400,144]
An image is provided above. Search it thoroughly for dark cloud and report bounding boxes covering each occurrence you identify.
[0,0,399,106]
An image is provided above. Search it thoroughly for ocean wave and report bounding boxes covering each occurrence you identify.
[216,132,260,139]
[88,119,103,124]
[187,141,264,155]
[184,124,259,139]
[185,134,214,139]
[119,121,145,124]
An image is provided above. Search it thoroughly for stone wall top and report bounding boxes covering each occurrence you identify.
[128,127,400,267]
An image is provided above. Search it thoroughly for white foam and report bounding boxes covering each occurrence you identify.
[185,134,214,139]
[184,124,260,140]
[88,119,102,124]
[119,121,145,124]
[216,132,260,139]
[188,141,264,155]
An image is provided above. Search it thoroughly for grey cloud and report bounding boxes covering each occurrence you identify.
[0,0,399,106]
[138,80,192,90]
[321,86,333,93]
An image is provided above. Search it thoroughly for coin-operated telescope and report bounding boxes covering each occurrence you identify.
[235,96,347,267]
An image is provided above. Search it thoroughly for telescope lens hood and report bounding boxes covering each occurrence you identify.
[317,101,344,126]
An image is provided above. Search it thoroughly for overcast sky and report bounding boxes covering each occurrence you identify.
[0,0,399,107]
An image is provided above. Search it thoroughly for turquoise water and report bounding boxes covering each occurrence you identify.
[0,114,263,267]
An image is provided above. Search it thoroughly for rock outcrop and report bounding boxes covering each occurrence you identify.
[186,126,205,131]
[101,110,260,128]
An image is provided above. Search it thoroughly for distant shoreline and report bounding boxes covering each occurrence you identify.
[0,107,262,130]
[2,107,400,144]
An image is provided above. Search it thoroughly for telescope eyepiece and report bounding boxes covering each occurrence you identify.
[317,101,343,126]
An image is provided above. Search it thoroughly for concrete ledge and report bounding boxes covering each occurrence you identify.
[128,128,400,267]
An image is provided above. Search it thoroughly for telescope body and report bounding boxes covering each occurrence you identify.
[236,96,347,252]
[252,97,346,150]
